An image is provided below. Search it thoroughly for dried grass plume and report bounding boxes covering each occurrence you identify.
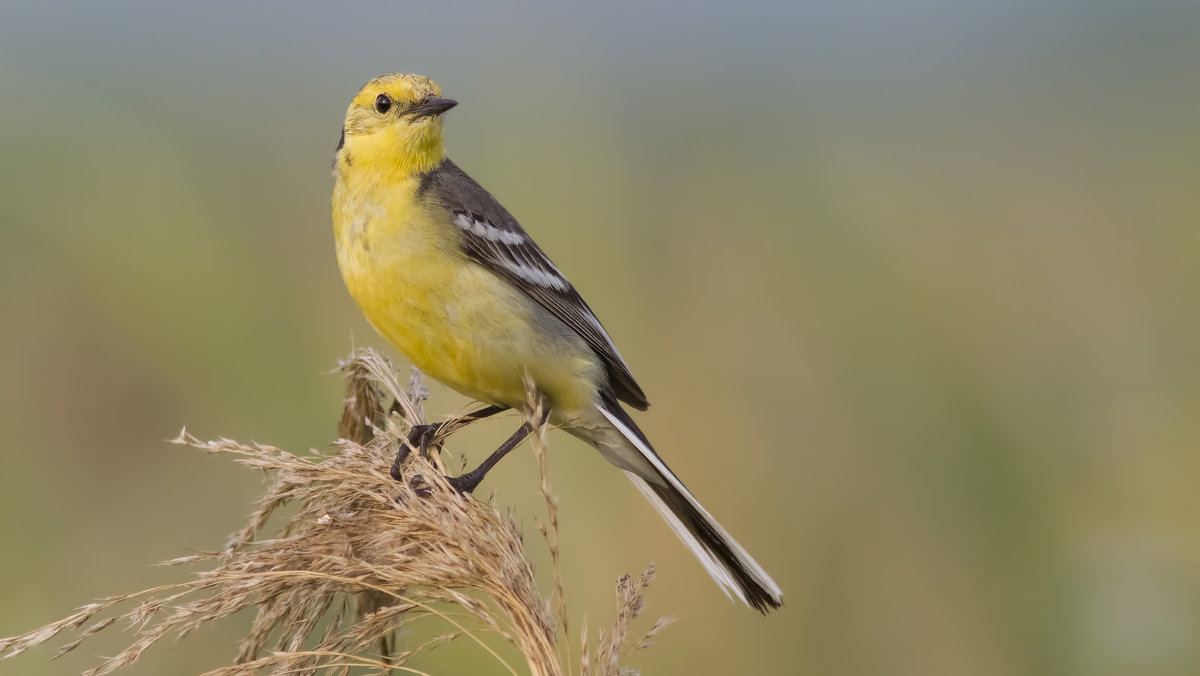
[0,349,670,675]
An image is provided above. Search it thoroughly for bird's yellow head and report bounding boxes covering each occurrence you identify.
[334,73,456,179]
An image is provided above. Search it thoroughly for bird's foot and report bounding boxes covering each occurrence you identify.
[405,474,434,498]
[389,422,441,482]
[444,468,485,495]
[400,471,480,497]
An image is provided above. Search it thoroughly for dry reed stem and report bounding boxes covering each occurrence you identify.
[0,349,669,675]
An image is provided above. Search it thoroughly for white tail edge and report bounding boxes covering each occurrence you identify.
[598,406,784,612]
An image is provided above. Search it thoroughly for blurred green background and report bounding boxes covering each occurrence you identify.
[2,1,1199,674]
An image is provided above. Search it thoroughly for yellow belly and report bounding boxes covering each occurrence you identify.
[333,178,600,414]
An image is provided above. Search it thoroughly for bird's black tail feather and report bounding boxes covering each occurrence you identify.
[595,401,783,613]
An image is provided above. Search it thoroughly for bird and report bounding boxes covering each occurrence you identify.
[331,73,782,612]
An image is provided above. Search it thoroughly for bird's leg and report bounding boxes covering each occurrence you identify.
[389,403,507,481]
[443,424,531,494]
[445,407,551,494]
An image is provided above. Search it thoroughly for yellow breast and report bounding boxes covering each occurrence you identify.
[332,175,601,414]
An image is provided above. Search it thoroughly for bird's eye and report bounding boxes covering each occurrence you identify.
[374,94,392,114]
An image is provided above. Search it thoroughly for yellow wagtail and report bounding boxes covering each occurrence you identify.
[331,73,782,612]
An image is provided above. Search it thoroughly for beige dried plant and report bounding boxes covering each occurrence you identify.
[0,349,670,675]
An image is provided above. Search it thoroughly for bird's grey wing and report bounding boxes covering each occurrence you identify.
[418,158,649,410]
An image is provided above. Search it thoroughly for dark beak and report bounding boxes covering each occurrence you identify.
[408,97,458,119]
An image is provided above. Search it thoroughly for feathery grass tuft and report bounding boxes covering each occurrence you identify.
[0,349,669,675]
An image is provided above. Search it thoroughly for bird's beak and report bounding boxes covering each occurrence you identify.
[408,97,458,120]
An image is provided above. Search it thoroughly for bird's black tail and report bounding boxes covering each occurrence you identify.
[594,402,783,613]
